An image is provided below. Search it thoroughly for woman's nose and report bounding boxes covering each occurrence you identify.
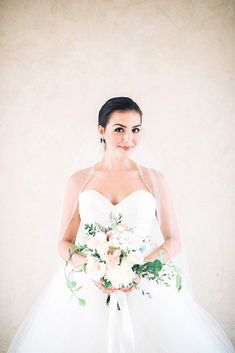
[124,134,129,142]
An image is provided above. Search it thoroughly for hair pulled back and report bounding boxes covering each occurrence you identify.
[98,97,143,144]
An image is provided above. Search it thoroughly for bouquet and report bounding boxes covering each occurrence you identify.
[64,211,182,309]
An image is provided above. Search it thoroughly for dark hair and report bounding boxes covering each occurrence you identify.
[98,97,142,143]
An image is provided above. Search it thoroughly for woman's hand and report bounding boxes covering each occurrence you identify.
[70,253,88,268]
[94,275,142,294]
[93,279,118,294]
[118,275,142,293]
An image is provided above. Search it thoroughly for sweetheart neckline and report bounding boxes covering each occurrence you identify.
[78,189,156,207]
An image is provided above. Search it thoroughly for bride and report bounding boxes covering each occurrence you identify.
[7,97,235,353]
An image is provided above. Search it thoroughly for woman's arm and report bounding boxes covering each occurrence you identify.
[144,170,182,264]
[57,173,87,267]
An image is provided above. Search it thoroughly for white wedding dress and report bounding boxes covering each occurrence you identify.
[7,188,235,353]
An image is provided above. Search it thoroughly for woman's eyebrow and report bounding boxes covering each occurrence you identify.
[112,123,141,128]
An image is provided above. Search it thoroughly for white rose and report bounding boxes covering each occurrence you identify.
[127,250,144,265]
[117,230,143,251]
[105,258,135,288]
[114,230,128,248]
[86,255,106,282]
[116,224,128,232]
[104,248,121,270]
[117,229,129,241]
[86,232,106,251]
[107,236,120,248]
[96,242,110,260]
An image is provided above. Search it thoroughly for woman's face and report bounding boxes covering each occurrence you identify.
[98,110,142,153]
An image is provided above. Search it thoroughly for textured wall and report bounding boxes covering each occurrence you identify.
[1,0,235,351]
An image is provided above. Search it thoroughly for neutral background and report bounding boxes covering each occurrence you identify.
[1,0,235,352]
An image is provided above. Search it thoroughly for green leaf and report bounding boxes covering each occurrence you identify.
[67,280,77,289]
[73,267,84,272]
[177,284,182,292]
[104,279,111,288]
[74,285,83,291]
[78,298,86,306]
[176,274,182,287]
[147,259,162,273]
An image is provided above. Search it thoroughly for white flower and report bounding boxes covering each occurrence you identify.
[104,248,121,270]
[107,235,120,248]
[127,250,144,265]
[116,224,128,232]
[86,255,106,282]
[106,230,114,240]
[126,237,143,250]
[115,230,131,248]
[105,258,136,288]
[95,242,110,260]
[115,228,145,251]
[86,231,106,251]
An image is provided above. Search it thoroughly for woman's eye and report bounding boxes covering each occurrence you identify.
[133,128,140,133]
[114,127,141,133]
[114,128,124,132]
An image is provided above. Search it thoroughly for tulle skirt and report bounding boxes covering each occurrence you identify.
[6,261,235,353]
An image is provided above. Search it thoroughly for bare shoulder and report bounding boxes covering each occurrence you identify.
[150,168,166,181]
[67,165,94,189]
[150,169,174,198]
[146,167,170,192]
[140,165,166,182]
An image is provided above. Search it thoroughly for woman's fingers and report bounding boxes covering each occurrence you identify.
[93,276,142,294]
[117,283,134,293]
[93,280,118,293]
[118,277,141,292]
[133,275,141,283]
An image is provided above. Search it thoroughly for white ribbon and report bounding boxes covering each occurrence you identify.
[107,291,135,353]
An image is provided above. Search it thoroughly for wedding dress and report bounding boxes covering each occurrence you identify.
[6,164,235,353]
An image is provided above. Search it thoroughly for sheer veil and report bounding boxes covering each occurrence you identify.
[56,125,195,299]
[130,139,195,298]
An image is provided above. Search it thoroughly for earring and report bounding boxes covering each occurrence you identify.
[100,137,106,143]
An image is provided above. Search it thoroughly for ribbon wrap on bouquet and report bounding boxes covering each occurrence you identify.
[107,291,135,353]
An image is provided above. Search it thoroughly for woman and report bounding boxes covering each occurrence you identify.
[7,97,235,353]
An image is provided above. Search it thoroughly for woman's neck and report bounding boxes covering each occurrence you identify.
[96,151,137,171]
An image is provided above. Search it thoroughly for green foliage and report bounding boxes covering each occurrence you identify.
[132,258,162,276]
[78,298,86,306]
[64,256,86,306]
[63,211,184,311]
[67,280,77,289]
[108,211,122,225]
[104,279,111,288]
[84,223,97,236]
[74,285,83,291]
[176,273,182,292]
[70,243,87,254]
[146,259,163,273]
[132,258,183,292]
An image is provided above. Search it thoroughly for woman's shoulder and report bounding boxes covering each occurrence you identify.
[66,165,94,188]
[139,165,166,181]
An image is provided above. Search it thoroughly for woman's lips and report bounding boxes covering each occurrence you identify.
[119,146,133,150]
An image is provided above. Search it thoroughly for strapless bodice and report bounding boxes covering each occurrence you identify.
[75,189,165,253]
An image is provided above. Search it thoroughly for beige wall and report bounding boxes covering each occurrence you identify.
[1,0,235,351]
